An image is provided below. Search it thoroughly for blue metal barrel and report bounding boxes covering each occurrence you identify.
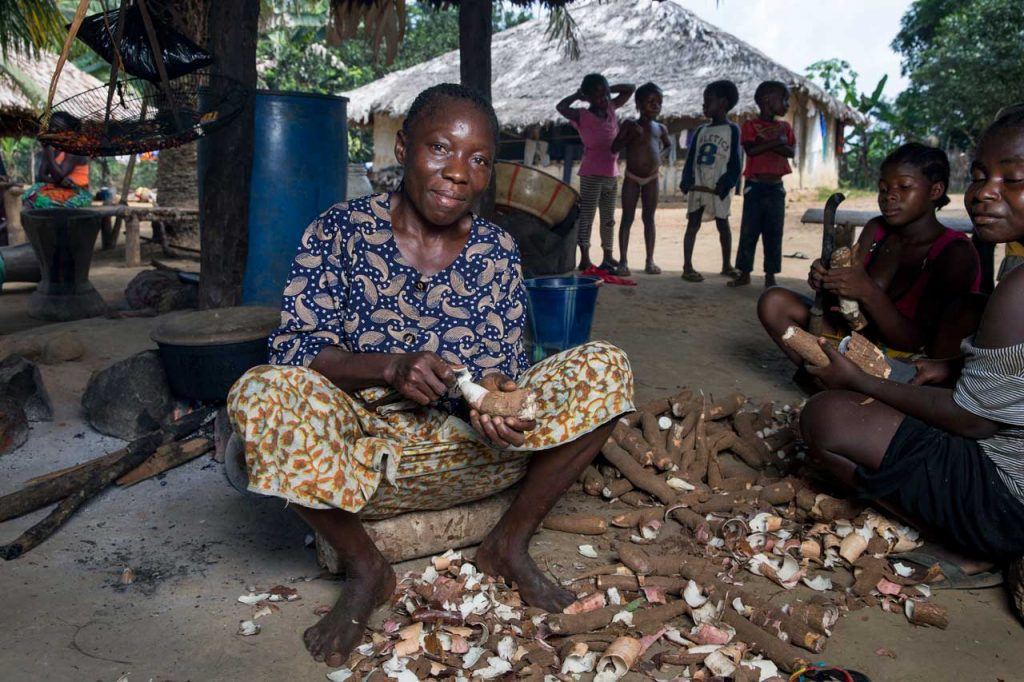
[197,91,349,307]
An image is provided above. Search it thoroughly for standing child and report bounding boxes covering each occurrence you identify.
[729,80,796,288]
[557,74,636,271]
[680,80,742,282]
[611,82,671,275]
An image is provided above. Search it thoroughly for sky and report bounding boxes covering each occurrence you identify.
[671,0,914,99]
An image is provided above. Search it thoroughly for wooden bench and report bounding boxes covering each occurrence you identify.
[81,205,199,267]
[800,207,974,233]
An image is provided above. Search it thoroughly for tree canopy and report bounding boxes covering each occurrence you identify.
[892,0,1024,147]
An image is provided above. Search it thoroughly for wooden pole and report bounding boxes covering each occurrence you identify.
[125,213,141,266]
[458,0,495,218]
[458,0,492,101]
[199,0,259,309]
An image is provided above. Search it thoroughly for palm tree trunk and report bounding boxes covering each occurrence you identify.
[459,0,494,217]
[198,0,258,308]
[155,0,207,251]
[458,0,491,101]
[155,145,199,250]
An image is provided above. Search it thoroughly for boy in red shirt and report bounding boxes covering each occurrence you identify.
[728,81,796,288]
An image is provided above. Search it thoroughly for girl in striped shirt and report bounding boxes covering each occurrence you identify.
[799,105,1024,581]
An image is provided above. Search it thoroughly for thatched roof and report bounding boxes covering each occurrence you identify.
[0,50,105,137]
[345,0,867,129]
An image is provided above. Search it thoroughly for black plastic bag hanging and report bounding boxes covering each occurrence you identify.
[73,5,213,83]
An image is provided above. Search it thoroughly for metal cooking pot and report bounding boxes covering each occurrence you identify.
[150,306,280,401]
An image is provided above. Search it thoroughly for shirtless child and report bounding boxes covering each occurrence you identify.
[612,82,671,275]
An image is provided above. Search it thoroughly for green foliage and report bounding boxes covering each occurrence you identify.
[258,1,530,162]
[0,0,65,56]
[892,0,1024,147]
[1,136,36,181]
[891,0,961,75]
[806,58,898,189]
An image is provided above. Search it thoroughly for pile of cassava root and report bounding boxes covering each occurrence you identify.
[333,389,951,681]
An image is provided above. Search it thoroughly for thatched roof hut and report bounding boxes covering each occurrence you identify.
[347,0,864,127]
[346,0,865,191]
[0,50,104,137]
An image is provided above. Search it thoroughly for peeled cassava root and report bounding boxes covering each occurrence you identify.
[454,366,538,419]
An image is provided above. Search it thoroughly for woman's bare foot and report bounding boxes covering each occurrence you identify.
[303,557,396,667]
[615,262,632,276]
[578,256,593,271]
[475,537,577,612]
[644,261,662,275]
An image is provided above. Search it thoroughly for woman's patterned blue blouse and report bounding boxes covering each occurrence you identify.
[267,192,530,382]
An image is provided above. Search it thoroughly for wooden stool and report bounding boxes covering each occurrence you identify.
[316,488,517,569]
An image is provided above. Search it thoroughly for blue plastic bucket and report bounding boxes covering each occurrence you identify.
[523,275,601,361]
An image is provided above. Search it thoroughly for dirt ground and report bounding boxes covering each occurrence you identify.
[0,193,1020,681]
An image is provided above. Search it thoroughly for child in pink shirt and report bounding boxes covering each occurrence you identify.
[557,74,635,271]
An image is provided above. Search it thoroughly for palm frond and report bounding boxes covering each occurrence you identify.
[0,0,66,56]
[327,0,406,65]
[545,4,581,61]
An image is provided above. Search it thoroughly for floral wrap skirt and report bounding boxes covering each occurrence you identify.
[22,182,93,209]
[227,340,634,519]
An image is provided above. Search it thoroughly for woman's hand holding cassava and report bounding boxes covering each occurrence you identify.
[807,259,828,291]
[384,352,455,405]
[804,341,870,392]
[821,263,877,301]
[470,372,536,449]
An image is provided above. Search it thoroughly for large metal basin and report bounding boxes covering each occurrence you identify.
[494,161,578,227]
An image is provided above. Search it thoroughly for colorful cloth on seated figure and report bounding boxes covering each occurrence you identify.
[227,340,634,519]
[21,182,93,209]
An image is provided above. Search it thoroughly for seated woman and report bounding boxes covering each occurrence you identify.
[227,84,634,667]
[799,108,1024,584]
[759,143,981,368]
[23,114,92,210]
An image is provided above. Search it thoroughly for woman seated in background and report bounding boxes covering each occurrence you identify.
[22,113,92,210]
[759,143,982,374]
